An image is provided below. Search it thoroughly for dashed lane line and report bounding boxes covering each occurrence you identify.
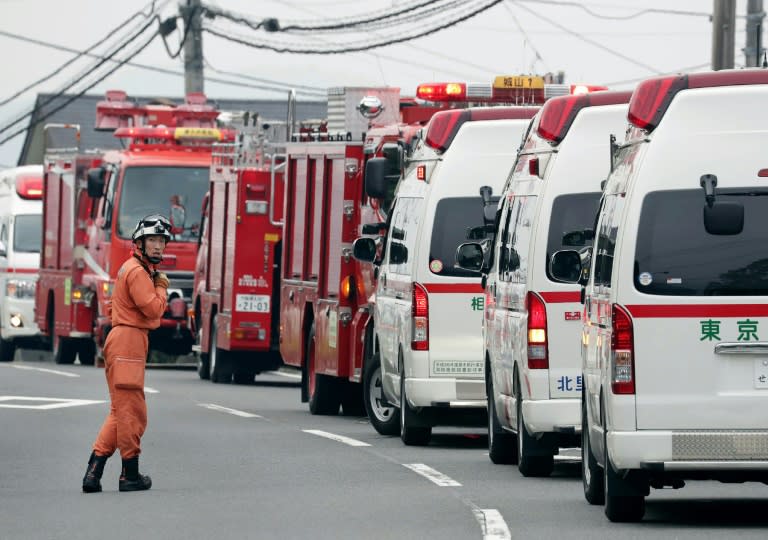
[302,429,371,447]
[198,403,262,418]
[403,463,462,487]
[473,508,512,540]
[144,387,159,394]
[8,364,79,377]
[0,396,105,410]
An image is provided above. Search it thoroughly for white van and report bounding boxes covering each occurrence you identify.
[0,165,44,362]
[356,108,537,445]
[457,91,632,476]
[551,69,768,522]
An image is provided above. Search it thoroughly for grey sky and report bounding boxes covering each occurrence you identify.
[0,0,756,167]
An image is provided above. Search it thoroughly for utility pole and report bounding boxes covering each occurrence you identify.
[712,0,736,70]
[745,0,765,67]
[182,0,204,94]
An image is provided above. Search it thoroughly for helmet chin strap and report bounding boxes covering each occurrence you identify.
[136,242,162,265]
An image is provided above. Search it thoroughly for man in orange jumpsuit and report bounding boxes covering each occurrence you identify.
[82,215,172,493]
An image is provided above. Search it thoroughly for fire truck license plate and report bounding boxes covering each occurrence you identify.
[493,75,545,89]
[235,294,270,313]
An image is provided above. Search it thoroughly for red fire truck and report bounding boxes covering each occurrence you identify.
[279,87,444,415]
[280,79,609,419]
[36,91,231,364]
[192,116,285,384]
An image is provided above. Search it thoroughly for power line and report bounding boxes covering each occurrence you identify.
[512,0,712,19]
[0,29,325,98]
[0,29,161,146]
[501,1,548,73]
[0,16,160,137]
[204,0,504,54]
[0,0,166,108]
[509,0,663,75]
[202,60,326,94]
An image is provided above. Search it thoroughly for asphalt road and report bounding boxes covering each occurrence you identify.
[2,352,768,540]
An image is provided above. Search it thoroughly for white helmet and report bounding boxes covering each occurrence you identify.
[132,214,172,243]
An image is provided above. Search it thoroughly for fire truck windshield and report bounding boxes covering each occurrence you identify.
[116,166,209,242]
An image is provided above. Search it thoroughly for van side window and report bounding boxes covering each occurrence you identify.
[387,197,421,275]
[499,195,535,284]
[0,221,7,245]
[593,195,623,287]
[635,188,768,296]
[545,192,601,282]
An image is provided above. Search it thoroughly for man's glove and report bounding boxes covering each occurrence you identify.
[153,272,170,289]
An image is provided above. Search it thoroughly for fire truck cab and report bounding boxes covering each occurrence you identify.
[36,91,230,364]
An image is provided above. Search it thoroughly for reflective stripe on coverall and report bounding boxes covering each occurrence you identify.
[93,254,167,459]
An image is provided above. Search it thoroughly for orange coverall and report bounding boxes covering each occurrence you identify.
[92,253,167,459]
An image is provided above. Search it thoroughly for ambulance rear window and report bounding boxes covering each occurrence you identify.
[545,192,601,282]
[13,214,41,253]
[430,196,497,277]
[635,188,768,296]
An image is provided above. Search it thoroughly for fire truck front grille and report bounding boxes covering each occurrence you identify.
[672,431,768,460]
[165,272,194,298]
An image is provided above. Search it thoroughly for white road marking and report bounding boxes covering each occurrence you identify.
[10,365,79,377]
[144,387,159,394]
[274,370,301,380]
[198,403,261,418]
[0,396,104,410]
[303,429,371,447]
[473,509,511,540]
[402,463,462,487]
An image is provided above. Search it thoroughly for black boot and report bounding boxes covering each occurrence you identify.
[82,451,108,493]
[119,456,152,492]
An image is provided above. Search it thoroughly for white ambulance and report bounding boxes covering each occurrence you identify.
[0,165,44,362]
[551,69,768,522]
[457,91,632,476]
[355,107,537,445]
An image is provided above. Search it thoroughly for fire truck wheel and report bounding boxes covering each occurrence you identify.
[209,318,232,384]
[77,339,96,366]
[399,371,431,446]
[197,329,210,380]
[515,373,554,477]
[487,371,518,465]
[363,353,399,435]
[306,324,340,415]
[0,338,15,362]
[53,336,77,365]
[340,382,365,416]
[233,366,256,385]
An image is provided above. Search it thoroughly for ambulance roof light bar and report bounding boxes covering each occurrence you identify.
[537,90,633,145]
[628,68,768,132]
[416,76,608,106]
[16,173,43,200]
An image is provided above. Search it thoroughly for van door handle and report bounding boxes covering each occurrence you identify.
[395,293,404,300]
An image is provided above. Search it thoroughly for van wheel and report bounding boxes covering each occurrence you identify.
[604,429,645,522]
[400,372,431,446]
[307,324,340,415]
[0,338,15,362]
[516,375,553,477]
[209,318,232,383]
[53,335,77,365]
[487,373,517,464]
[77,339,96,366]
[582,399,604,504]
[363,353,399,435]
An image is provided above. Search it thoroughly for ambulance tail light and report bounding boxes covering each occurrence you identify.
[416,82,467,101]
[611,304,635,395]
[416,164,427,181]
[411,282,429,351]
[538,90,632,145]
[527,292,548,369]
[16,174,43,199]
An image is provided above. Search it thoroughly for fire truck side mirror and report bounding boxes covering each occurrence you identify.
[86,167,106,198]
[352,237,377,263]
[364,158,389,199]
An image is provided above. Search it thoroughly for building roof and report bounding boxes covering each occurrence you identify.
[18,92,327,165]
